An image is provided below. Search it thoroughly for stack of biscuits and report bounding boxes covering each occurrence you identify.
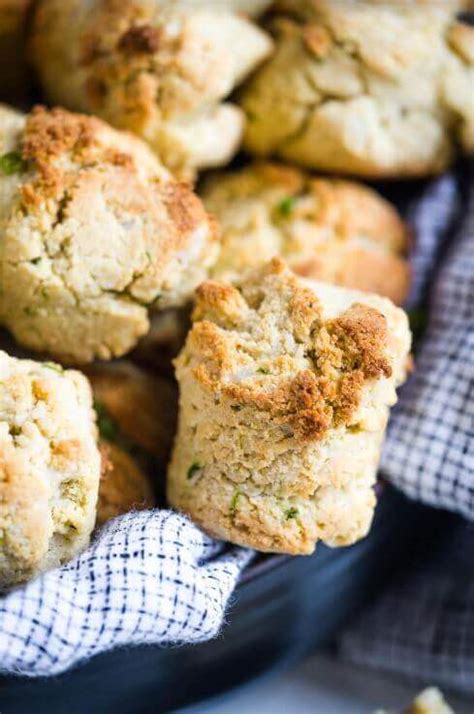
[0,0,472,588]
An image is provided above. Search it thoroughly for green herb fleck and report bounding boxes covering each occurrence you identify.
[347,423,362,434]
[31,257,42,265]
[285,507,298,520]
[407,307,428,343]
[277,196,297,217]
[43,361,64,374]
[187,462,202,480]
[230,404,242,412]
[23,306,38,317]
[94,399,119,443]
[230,490,241,512]
[0,151,27,175]
[256,366,270,375]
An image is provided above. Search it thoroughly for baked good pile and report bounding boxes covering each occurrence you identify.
[0,0,472,589]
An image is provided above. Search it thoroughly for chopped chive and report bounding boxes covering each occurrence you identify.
[23,306,37,317]
[31,257,42,265]
[407,307,428,342]
[256,366,269,375]
[347,423,362,434]
[277,196,297,217]
[0,151,27,175]
[94,399,119,443]
[285,507,298,520]
[230,490,241,512]
[187,462,202,480]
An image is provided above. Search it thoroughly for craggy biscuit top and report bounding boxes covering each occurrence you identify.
[202,162,410,303]
[182,258,403,442]
[169,259,411,554]
[0,105,219,363]
[0,351,101,588]
[241,2,474,176]
[29,0,273,175]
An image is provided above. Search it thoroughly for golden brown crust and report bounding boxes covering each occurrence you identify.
[447,21,474,64]
[0,105,218,363]
[117,24,162,55]
[22,105,98,166]
[193,281,248,328]
[168,260,411,554]
[302,23,331,58]
[202,162,411,305]
[86,361,178,466]
[29,0,272,176]
[189,262,393,442]
[96,441,154,526]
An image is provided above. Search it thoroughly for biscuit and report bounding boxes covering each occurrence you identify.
[275,0,472,16]
[241,2,474,177]
[86,360,178,467]
[167,259,411,555]
[202,162,410,304]
[375,687,454,714]
[0,351,101,589]
[0,105,218,363]
[0,0,31,100]
[29,0,273,178]
[96,441,154,527]
[404,688,454,714]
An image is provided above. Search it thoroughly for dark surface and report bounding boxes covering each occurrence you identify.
[0,486,446,714]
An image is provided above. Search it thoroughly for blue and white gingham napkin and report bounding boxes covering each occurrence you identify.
[381,170,473,519]
[342,165,474,693]
[0,511,251,676]
[0,164,472,682]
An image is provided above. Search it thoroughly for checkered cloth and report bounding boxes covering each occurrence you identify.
[0,511,251,676]
[381,171,473,519]
[0,165,472,681]
[342,164,474,692]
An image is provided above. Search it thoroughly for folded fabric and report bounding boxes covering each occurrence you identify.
[342,165,474,691]
[0,511,251,677]
[341,516,474,694]
[381,169,473,519]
